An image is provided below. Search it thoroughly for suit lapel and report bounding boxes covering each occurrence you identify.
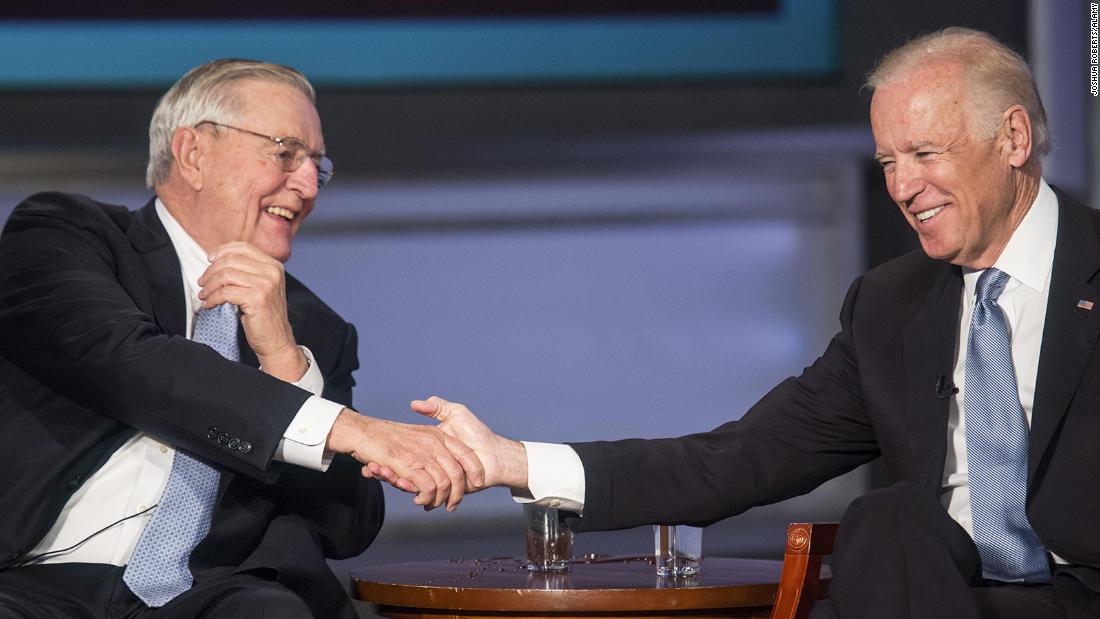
[901,264,963,493]
[1029,190,1100,484]
[127,199,188,338]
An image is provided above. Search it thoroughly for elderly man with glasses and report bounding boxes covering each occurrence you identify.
[0,59,482,618]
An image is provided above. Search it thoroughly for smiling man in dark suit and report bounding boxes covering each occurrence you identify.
[0,59,481,618]
[375,28,1100,618]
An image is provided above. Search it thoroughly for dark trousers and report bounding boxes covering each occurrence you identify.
[0,563,316,618]
[810,482,1100,619]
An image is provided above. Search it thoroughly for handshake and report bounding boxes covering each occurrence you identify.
[325,396,527,511]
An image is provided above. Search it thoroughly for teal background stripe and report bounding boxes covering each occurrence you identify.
[0,0,834,87]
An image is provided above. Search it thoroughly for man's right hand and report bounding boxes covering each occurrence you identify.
[363,396,529,495]
[326,408,484,511]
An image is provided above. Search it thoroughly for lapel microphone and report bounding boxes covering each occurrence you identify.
[936,373,959,399]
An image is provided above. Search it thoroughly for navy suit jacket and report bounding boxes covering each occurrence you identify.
[0,192,383,618]
[569,188,1100,606]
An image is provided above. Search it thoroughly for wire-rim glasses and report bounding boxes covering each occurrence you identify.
[197,121,333,189]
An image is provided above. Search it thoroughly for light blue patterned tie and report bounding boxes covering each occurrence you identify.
[963,268,1050,582]
[123,303,237,606]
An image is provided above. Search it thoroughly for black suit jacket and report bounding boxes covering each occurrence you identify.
[569,189,1100,600]
[0,192,383,618]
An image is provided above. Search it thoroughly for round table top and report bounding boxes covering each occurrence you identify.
[352,555,782,613]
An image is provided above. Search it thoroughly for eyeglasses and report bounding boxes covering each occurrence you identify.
[198,121,334,189]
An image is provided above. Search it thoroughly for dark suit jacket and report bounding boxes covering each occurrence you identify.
[569,189,1100,603]
[0,192,383,618]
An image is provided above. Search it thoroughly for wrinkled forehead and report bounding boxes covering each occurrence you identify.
[870,64,973,143]
[871,61,968,111]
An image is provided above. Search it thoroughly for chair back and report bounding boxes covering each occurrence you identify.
[769,522,838,619]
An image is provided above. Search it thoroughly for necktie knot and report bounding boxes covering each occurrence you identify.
[975,268,1010,304]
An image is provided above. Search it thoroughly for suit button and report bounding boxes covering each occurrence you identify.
[217,432,230,445]
[67,475,83,491]
[239,441,253,454]
[228,438,241,450]
[6,550,23,561]
[207,426,219,440]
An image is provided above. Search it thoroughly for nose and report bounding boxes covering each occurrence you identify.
[286,158,319,200]
[887,158,925,207]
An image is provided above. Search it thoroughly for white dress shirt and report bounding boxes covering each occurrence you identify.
[28,199,344,566]
[520,180,1061,551]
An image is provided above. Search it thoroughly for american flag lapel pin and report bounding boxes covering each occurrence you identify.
[1077,299,1095,311]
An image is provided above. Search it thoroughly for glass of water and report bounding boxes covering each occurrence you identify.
[654,524,702,576]
[524,503,573,571]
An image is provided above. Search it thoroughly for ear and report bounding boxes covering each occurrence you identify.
[170,126,206,191]
[1000,105,1033,169]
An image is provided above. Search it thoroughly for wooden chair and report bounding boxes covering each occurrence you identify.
[769,522,839,619]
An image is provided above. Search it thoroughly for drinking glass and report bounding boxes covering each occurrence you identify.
[654,524,702,576]
[524,503,573,571]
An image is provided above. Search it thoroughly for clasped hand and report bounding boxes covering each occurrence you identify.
[329,408,485,511]
[361,396,529,508]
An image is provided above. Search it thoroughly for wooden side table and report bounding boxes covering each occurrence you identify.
[352,556,787,618]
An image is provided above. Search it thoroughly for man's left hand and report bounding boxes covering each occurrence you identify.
[198,241,306,381]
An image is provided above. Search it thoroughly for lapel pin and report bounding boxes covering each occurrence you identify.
[1077,299,1094,311]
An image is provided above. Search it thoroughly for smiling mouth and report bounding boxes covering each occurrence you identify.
[265,206,296,221]
[915,206,944,222]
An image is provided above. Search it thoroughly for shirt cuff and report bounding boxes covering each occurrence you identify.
[511,441,585,514]
[291,346,324,396]
[273,396,343,471]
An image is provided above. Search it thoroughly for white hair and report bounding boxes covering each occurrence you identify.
[865,27,1051,155]
[146,59,316,188]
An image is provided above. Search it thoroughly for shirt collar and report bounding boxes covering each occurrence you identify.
[963,178,1058,297]
[154,198,209,306]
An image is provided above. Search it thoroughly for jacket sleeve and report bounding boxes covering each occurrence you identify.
[570,275,881,531]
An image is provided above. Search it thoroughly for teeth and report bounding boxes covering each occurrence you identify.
[915,206,944,222]
[265,206,295,221]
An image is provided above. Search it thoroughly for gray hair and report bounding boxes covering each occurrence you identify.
[146,58,316,188]
[865,27,1051,156]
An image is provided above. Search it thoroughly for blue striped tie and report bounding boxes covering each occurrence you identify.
[963,268,1050,582]
[123,303,237,606]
